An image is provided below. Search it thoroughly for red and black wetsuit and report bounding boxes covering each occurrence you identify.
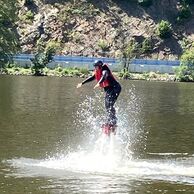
[82,64,121,126]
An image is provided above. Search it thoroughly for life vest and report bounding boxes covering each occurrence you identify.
[94,64,115,88]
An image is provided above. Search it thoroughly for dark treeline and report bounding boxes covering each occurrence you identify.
[0,0,20,67]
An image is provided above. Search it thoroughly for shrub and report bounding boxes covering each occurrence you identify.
[80,67,89,75]
[141,38,152,53]
[30,41,57,76]
[45,41,60,54]
[25,10,34,21]
[31,53,47,75]
[5,63,17,68]
[142,72,149,80]
[177,3,191,22]
[175,47,194,81]
[180,0,194,4]
[97,39,109,51]
[19,68,31,75]
[180,38,192,51]
[118,69,131,79]
[157,20,172,39]
[42,67,49,75]
[121,39,139,72]
[149,71,157,79]
[55,66,63,73]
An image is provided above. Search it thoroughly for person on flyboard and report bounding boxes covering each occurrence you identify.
[77,60,122,136]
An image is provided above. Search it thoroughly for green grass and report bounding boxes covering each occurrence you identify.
[1,64,176,82]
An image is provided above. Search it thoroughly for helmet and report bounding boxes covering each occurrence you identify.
[94,60,103,67]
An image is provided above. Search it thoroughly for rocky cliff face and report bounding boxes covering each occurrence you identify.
[17,0,194,59]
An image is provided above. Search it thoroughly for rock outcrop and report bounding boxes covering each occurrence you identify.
[17,0,194,59]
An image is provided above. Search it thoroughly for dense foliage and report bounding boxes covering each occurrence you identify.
[157,20,172,39]
[0,0,19,67]
[120,39,139,78]
[175,48,194,81]
[31,41,60,75]
[177,3,192,23]
[180,0,194,4]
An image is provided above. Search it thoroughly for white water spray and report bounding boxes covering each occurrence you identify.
[38,87,144,173]
[5,87,194,185]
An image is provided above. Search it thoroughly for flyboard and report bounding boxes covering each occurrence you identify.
[101,123,117,136]
[98,123,117,155]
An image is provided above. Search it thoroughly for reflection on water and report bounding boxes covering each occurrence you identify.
[1,76,194,193]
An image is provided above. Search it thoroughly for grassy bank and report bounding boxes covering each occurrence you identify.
[0,66,90,77]
[0,65,176,82]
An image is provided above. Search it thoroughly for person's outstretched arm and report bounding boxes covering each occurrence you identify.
[77,75,95,88]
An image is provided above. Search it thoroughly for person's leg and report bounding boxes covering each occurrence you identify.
[105,85,121,126]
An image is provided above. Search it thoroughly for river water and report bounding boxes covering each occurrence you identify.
[0,75,194,194]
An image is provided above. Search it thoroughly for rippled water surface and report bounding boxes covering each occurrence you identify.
[1,75,194,194]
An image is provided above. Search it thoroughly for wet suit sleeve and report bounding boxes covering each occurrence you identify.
[82,75,95,85]
[98,70,109,84]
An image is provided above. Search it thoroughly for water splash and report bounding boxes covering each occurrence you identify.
[4,86,194,185]
[5,154,194,185]
[72,86,144,159]
[6,86,144,174]
[64,86,145,171]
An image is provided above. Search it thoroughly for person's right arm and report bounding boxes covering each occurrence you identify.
[77,74,95,88]
[82,75,95,85]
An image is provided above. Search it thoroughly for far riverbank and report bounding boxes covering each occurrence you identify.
[0,66,176,82]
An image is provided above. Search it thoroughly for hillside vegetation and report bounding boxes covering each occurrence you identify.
[15,0,194,59]
[0,0,19,65]
[1,0,194,61]
[2,0,194,81]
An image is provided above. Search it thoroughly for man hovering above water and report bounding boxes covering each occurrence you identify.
[77,60,122,135]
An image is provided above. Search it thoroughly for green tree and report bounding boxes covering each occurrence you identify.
[141,38,152,53]
[175,47,194,81]
[120,39,139,79]
[31,41,60,76]
[177,3,191,23]
[157,20,172,39]
[0,0,19,68]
